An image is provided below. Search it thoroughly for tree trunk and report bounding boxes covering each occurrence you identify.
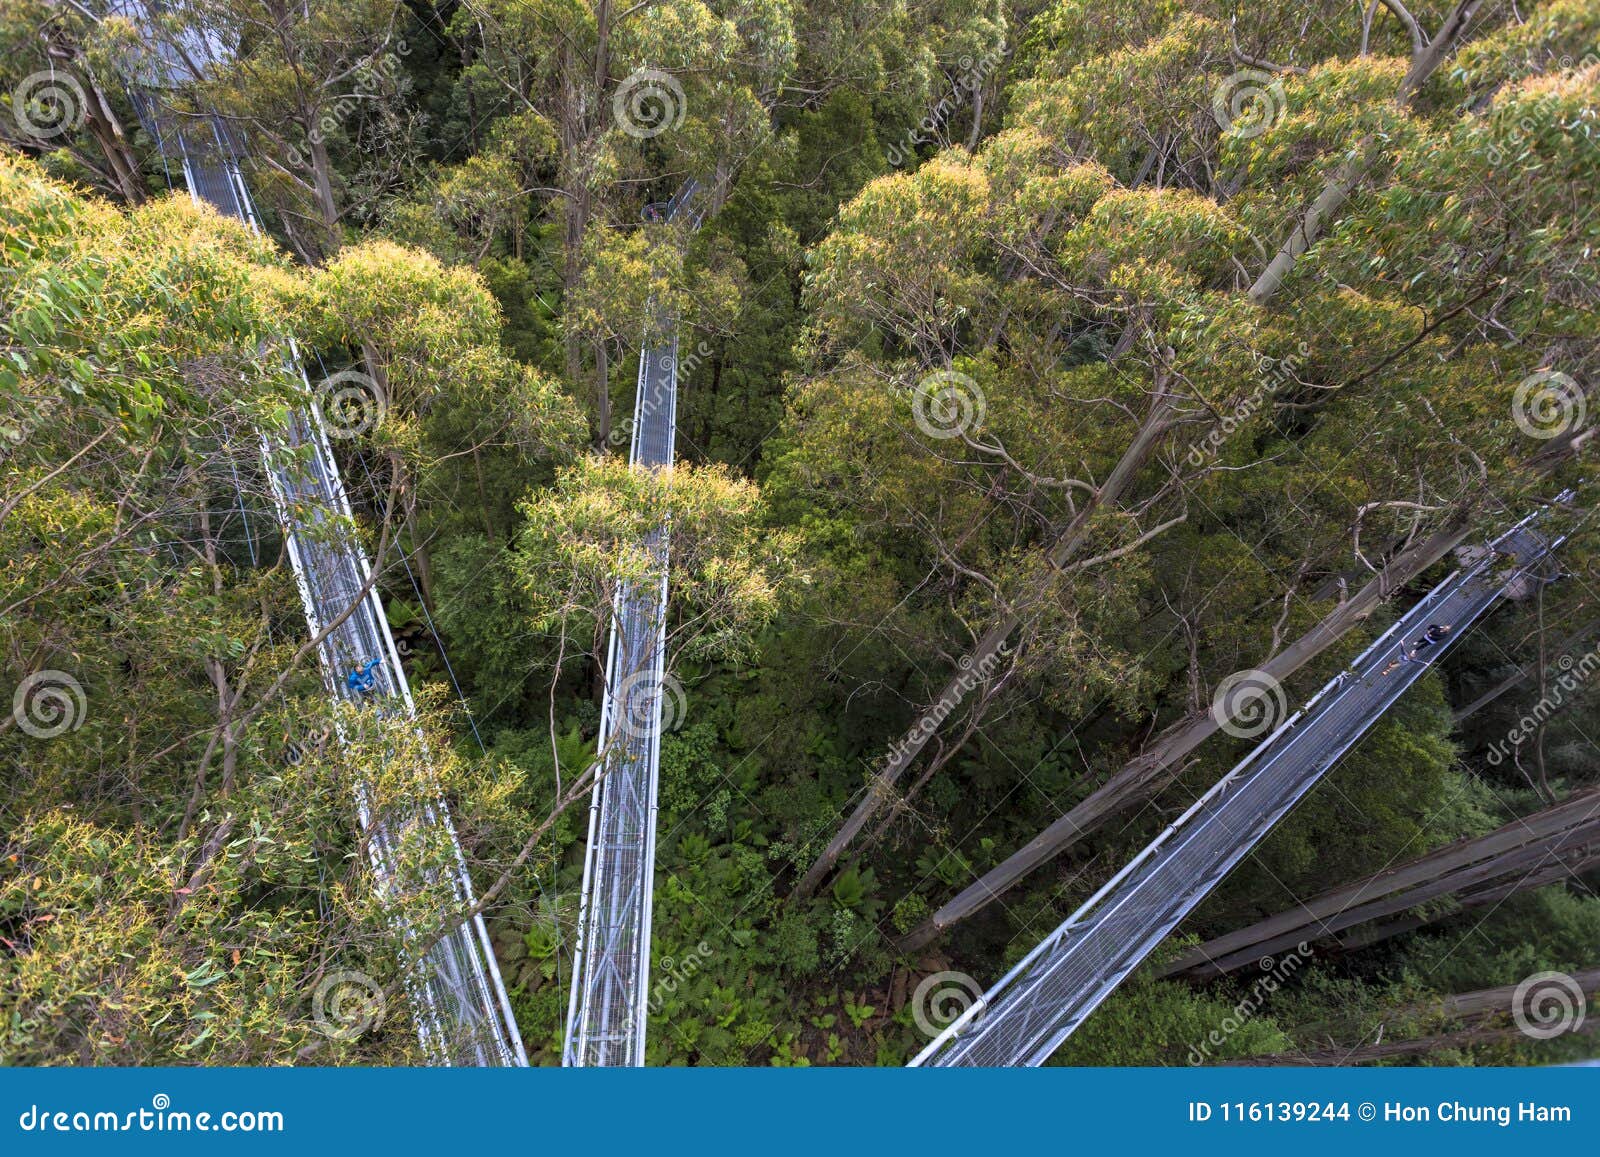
[307,133,340,253]
[559,36,591,397]
[1245,1,1485,307]
[897,510,1477,950]
[1233,966,1600,1064]
[791,383,1178,898]
[1452,615,1600,723]
[1235,1019,1597,1065]
[82,77,145,204]
[595,339,611,448]
[1161,788,1600,979]
[1246,144,1374,305]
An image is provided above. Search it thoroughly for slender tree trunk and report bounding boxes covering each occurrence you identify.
[82,78,145,204]
[791,382,1178,898]
[559,36,591,396]
[897,510,1478,950]
[471,445,497,541]
[1236,1019,1598,1065]
[307,133,340,252]
[1335,847,1600,954]
[1431,966,1600,1020]
[1234,966,1600,1064]
[1245,1,1485,307]
[1246,144,1374,305]
[594,339,611,448]
[38,34,143,204]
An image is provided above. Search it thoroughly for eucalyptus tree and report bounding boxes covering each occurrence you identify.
[780,0,1600,932]
[1,0,146,201]
[0,154,582,1061]
[137,0,416,260]
[447,0,795,424]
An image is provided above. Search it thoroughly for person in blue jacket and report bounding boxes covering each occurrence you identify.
[345,656,382,695]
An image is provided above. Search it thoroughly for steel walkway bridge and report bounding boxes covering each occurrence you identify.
[116,5,525,1066]
[563,181,700,1066]
[911,507,1566,1067]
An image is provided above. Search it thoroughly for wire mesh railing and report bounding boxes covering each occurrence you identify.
[112,3,525,1065]
[912,509,1565,1067]
[563,182,699,1066]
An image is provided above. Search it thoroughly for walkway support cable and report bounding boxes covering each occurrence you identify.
[113,3,526,1066]
[911,507,1566,1067]
[563,180,701,1067]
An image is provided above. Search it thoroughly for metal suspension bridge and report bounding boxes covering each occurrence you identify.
[910,507,1566,1067]
[564,180,701,1066]
[114,4,525,1066]
[95,6,1578,1072]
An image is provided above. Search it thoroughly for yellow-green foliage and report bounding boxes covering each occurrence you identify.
[516,455,798,665]
[1012,12,1224,181]
[1447,0,1600,101]
[803,153,992,358]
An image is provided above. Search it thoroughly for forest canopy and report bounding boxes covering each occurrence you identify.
[3,0,1599,1067]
